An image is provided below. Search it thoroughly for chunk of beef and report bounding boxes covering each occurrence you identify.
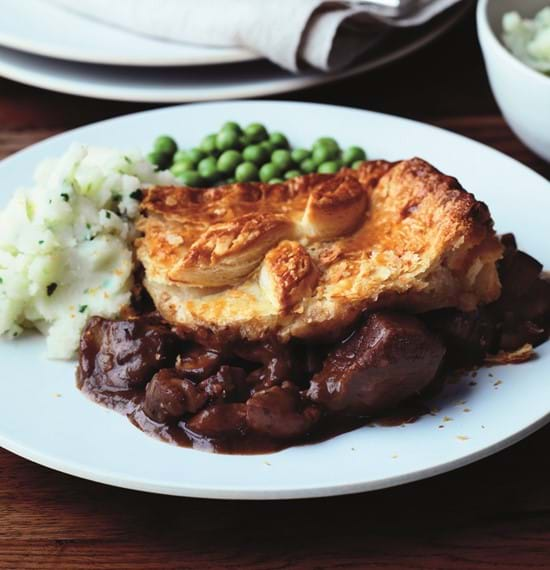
[423,308,496,367]
[246,384,321,439]
[198,366,249,403]
[144,369,208,423]
[497,243,543,306]
[301,344,327,377]
[78,317,177,391]
[307,312,446,415]
[186,404,247,438]
[234,340,292,390]
[176,345,223,381]
[285,342,329,388]
[498,318,547,352]
[425,237,550,361]
[490,237,550,351]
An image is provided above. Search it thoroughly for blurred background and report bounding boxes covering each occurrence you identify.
[0,0,548,177]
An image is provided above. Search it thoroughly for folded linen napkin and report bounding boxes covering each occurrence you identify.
[48,0,464,71]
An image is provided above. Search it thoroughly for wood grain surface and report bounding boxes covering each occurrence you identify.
[0,8,549,569]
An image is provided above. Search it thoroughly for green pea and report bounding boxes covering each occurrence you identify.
[291,148,311,164]
[235,162,259,182]
[198,156,220,181]
[300,158,317,174]
[269,132,289,149]
[171,159,195,176]
[259,162,281,183]
[260,141,274,155]
[177,170,203,187]
[217,150,242,174]
[173,149,191,163]
[244,123,268,143]
[312,145,335,165]
[240,134,253,148]
[352,160,367,170]
[148,150,172,171]
[317,160,341,174]
[271,149,293,171]
[314,137,339,155]
[187,148,206,164]
[269,178,284,184]
[343,146,367,166]
[221,121,242,135]
[216,129,240,152]
[243,144,270,166]
[200,134,218,154]
[284,169,302,180]
[154,135,177,156]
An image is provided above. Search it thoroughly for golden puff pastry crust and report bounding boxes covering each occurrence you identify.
[170,213,294,287]
[136,158,503,344]
[259,240,319,312]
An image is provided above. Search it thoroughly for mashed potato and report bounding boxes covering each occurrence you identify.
[0,143,177,359]
[503,7,550,74]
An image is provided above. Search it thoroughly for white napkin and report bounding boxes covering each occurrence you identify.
[48,0,465,71]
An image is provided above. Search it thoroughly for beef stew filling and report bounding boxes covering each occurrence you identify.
[77,236,550,454]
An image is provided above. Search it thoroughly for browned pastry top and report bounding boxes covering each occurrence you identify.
[136,158,503,343]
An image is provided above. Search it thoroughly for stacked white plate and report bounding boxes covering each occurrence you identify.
[0,0,471,102]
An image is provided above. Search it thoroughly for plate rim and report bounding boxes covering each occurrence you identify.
[0,99,549,500]
[1,413,547,500]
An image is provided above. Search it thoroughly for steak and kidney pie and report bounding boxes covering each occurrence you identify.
[77,159,550,454]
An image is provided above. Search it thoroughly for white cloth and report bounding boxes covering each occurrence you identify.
[48,0,465,71]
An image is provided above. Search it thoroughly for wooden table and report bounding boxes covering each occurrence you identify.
[1,9,549,569]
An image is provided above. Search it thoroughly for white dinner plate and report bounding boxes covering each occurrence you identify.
[0,0,257,67]
[0,2,469,102]
[0,101,549,500]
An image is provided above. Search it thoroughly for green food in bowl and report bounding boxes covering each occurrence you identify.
[502,7,550,74]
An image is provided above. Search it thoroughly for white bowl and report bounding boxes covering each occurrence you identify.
[477,0,550,162]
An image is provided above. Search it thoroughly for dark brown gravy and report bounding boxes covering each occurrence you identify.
[79,381,430,454]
